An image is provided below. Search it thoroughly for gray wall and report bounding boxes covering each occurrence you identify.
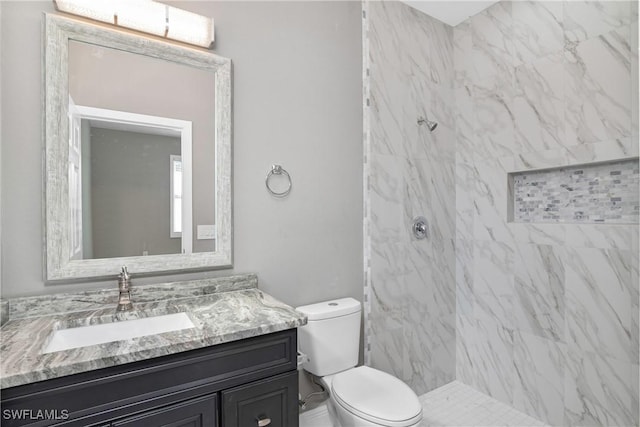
[0,1,363,310]
[88,127,182,258]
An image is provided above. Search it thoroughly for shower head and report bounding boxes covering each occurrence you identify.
[417,115,438,132]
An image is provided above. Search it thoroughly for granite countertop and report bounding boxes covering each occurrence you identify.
[0,274,307,389]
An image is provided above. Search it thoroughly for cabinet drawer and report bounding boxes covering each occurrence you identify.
[222,371,298,427]
[112,394,217,427]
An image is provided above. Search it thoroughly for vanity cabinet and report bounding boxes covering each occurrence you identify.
[222,372,298,427]
[1,330,298,427]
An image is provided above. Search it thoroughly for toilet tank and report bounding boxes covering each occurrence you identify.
[296,298,361,377]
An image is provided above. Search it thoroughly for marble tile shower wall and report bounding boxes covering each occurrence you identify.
[366,1,456,396]
[454,1,639,426]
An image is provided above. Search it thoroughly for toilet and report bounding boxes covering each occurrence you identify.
[296,298,423,427]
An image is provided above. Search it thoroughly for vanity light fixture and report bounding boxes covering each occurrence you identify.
[53,0,215,48]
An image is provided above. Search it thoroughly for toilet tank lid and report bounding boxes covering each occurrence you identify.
[296,298,361,320]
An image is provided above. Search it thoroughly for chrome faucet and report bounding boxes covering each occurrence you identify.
[116,266,134,312]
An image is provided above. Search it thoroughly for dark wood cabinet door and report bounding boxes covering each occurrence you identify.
[222,371,298,427]
[111,394,217,427]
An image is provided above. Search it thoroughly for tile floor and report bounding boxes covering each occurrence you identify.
[299,380,549,427]
[299,404,333,427]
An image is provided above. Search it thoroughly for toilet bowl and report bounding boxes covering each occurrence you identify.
[323,366,422,426]
[296,298,423,427]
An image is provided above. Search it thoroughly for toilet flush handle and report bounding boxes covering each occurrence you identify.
[257,416,272,426]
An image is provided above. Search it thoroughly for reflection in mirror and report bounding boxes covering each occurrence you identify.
[83,124,183,259]
[45,13,232,281]
[68,40,215,259]
[70,107,194,260]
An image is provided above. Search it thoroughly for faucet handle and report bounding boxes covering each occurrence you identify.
[116,266,133,312]
[119,266,130,281]
[118,266,131,292]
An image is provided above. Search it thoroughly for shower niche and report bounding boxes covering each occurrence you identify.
[508,158,639,224]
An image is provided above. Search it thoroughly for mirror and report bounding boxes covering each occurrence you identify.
[44,13,232,281]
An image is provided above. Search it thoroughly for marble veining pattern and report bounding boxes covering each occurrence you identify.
[512,331,565,425]
[7,274,258,320]
[513,52,566,154]
[564,349,636,426]
[366,0,456,397]
[563,0,634,44]
[453,1,639,426]
[564,25,632,147]
[0,275,306,389]
[365,0,637,425]
[563,246,634,363]
[512,244,565,341]
[470,2,514,88]
[512,1,564,67]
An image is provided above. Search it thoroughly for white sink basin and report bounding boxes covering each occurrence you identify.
[43,312,195,354]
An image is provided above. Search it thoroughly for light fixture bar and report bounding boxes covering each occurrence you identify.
[54,0,215,48]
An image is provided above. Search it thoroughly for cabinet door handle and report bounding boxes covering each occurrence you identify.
[257,417,272,427]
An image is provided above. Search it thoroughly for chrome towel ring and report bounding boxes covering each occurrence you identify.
[265,164,292,197]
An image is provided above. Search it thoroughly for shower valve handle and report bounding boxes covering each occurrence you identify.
[412,216,429,240]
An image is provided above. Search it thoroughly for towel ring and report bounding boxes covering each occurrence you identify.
[265,164,292,197]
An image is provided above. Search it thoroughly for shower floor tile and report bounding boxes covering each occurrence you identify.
[420,381,549,426]
[299,380,549,427]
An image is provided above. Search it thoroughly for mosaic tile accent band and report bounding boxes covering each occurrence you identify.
[361,0,372,367]
[512,159,639,224]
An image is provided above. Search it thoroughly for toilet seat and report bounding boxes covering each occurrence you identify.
[331,366,423,427]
